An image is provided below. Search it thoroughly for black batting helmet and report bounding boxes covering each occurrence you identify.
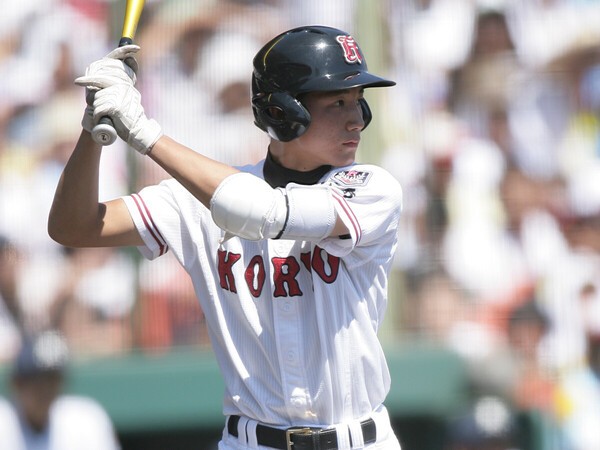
[251,26,396,142]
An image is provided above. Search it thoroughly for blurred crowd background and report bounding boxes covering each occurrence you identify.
[1,0,600,449]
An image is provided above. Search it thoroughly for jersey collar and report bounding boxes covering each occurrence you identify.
[263,151,331,188]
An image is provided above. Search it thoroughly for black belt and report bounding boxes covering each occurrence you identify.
[227,415,377,450]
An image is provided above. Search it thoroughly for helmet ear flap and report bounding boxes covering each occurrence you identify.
[252,92,311,142]
[359,98,372,130]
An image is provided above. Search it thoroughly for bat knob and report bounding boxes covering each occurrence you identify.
[92,117,118,146]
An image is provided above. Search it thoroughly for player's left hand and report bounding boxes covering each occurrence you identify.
[91,83,163,154]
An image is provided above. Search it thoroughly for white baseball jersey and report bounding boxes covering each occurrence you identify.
[122,160,402,427]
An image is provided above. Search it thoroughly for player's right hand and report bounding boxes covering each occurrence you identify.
[91,83,163,154]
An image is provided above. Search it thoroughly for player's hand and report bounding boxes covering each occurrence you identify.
[75,44,140,88]
[92,83,163,154]
[75,45,140,134]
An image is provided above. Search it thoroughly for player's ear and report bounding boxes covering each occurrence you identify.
[252,92,311,142]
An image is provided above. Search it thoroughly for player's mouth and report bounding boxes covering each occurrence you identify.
[342,139,360,148]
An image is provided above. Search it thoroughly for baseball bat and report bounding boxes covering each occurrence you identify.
[91,0,146,146]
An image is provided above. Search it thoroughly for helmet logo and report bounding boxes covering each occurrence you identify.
[336,35,362,64]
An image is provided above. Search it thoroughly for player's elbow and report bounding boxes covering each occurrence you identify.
[48,217,75,247]
[48,209,65,244]
[210,172,337,242]
[210,172,287,240]
[47,210,89,248]
[48,224,92,248]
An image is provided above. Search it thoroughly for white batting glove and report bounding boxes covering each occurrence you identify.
[75,44,139,88]
[76,45,140,134]
[92,83,163,154]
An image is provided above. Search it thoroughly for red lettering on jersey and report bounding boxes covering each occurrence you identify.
[217,249,241,293]
[217,248,340,297]
[311,246,340,283]
[245,255,266,298]
[272,257,303,297]
[300,252,312,273]
[336,35,362,64]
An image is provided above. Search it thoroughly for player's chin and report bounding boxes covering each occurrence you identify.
[335,145,357,165]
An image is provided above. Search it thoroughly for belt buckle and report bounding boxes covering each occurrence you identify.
[285,427,313,450]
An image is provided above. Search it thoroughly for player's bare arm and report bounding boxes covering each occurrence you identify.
[147,136,239,208]
[48,131,143,248]
[48,45,145,248]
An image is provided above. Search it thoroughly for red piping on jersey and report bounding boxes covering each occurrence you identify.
[331,191,362,244]
[131,194,168,256]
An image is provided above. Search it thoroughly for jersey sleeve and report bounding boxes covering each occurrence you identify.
[122,191,169,260]
[319,165,403,258]
[122,178,212,261]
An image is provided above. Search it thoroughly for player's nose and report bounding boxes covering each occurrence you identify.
[347,103,365,131]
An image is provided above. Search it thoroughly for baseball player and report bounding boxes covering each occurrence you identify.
[49,26,403,450]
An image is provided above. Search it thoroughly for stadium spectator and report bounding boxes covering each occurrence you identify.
[0,330,121,450]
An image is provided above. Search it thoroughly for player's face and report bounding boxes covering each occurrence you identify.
[288,88,366,170]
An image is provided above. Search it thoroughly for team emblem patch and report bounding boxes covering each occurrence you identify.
[336,35,362,64]
[332,170,372,187]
